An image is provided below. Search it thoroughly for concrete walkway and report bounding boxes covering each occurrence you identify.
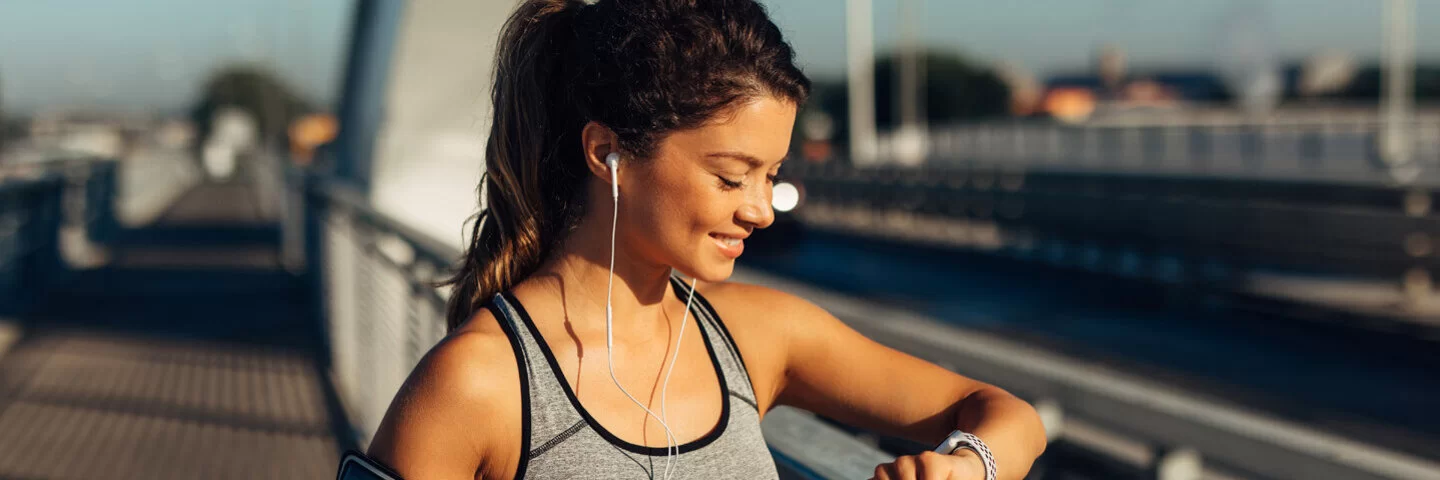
[0,177,347,480]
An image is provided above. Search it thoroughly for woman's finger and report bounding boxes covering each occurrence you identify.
[870,455,921,480]
[871,462,892,480]
[915,451,957,480]
[872,452,976,480]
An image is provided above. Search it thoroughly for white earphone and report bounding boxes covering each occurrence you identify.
[606,152,621,200]
[604,151,697,479]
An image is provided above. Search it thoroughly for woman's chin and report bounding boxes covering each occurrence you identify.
[674,260,735,284]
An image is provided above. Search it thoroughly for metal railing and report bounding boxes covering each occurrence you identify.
[291,174,452,449]
[0,172,62,313]
[783,160,1439,315]
[900,116,1440,186]
[733,269,1440,480]
[0,159,116,313]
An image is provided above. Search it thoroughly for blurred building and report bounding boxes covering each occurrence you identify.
[1032,46,1242,122]
[25,110,154,160]
[1296,51,1360,97]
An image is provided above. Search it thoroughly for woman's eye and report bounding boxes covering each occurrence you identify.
[766,173,781,185]
[717,176,745,190]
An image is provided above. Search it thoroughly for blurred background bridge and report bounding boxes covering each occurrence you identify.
[2,1,1440,479]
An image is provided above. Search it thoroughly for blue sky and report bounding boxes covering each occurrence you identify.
[0,0,353,113]
[765,0,1440,77]
[2,0,1439,113]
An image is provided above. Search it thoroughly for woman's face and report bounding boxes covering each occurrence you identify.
[619,95,798,282]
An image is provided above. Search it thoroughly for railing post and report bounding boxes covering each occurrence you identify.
[22,181,64,311]
[305,174,334,370]
[1148,446,1203,480]
[83,161,119,243]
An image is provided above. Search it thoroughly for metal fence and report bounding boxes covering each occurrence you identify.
[907,117,1440,186]
[0,172,62,313]
[0,159,115,314]
[289,174,452,450]
[736,269,1440,480]
[784,159,1440,315]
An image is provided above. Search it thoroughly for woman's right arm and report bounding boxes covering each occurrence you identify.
[365,322,525,480]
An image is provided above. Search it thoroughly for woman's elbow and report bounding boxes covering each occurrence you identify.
[1016,397,1048,458]
[982,387,1049,459]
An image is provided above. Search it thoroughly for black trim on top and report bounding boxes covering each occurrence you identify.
[669,276,759,401]
[485,300,532,480]
[529,419,586,459]
[499,291,731,457]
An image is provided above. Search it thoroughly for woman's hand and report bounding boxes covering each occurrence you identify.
[869,450,987,480]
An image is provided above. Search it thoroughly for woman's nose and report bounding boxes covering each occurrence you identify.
[737,184,775,229]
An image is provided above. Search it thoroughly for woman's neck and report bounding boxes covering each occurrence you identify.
[531,221,676,331]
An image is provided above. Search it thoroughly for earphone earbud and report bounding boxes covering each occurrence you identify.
[605,152,620,199]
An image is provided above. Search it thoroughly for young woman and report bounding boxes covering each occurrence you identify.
[365,1,1047,479]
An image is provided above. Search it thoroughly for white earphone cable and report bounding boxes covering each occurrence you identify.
[605,166,695,479]
[660,277,697,479]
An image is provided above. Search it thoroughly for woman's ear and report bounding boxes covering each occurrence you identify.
[581,121,619,184]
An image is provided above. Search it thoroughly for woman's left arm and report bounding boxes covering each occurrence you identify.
[750,286,1047,480]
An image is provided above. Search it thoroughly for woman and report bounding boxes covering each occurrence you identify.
[366,1,1047,479]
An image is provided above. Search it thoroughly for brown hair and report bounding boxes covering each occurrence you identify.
[443,0,810,331]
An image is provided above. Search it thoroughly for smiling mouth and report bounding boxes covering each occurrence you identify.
[712,234,742,247]
[709,233,746,257]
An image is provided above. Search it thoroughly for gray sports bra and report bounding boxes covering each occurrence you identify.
[484,275,777,479]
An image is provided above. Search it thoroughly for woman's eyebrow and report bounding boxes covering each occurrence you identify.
[704,151,774,168]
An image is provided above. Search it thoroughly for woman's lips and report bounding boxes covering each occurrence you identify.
[710,233,745,258]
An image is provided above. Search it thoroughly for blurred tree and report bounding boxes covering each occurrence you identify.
[1417,67,1440,100]
[793,50,1011,153]
[874,50,1011,127]
[189,65,314,155]
[794,79,850,149]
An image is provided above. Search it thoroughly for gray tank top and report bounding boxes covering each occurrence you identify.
[485,275,778,479]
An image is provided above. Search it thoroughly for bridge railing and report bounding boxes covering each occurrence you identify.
[903,117,1440,185]
[735,269,1440,480]
[0,171,62,313]
[288,171,889,479]
[0,159,116,313]
[288,173,452,450]
[783,160,1440,314]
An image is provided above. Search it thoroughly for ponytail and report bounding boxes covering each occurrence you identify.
[443,0,589,331]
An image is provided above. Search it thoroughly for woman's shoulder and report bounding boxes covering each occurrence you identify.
[693,280,837,412]
[697,279,827,325]
[424,307,526,414]
[433,308,524,397]
[366,307,525,479]
[696,279,856,356]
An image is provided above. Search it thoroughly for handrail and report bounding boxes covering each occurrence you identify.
[733,268,1440,480]
[782,161,1439,320]
[0,173,63,196]
[763,406,893,479]
[0,171,66,314]
[308,175,461,266]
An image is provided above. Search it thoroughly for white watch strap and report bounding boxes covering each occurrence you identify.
[942,431,996,480]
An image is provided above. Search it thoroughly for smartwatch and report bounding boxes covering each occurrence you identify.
[932,430,996,480]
